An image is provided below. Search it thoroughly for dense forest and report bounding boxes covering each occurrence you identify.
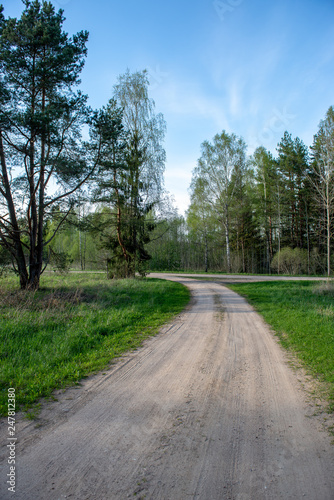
[0,1,334,288]
[149,114,334,277]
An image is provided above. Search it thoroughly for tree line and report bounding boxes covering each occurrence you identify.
[1,1,333,289]
[39,110,334,279]
[0,1,166,288]
[148,111,334,277]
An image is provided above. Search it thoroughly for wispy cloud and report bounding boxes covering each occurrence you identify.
[154,77,231,131]
[228,81,242,118]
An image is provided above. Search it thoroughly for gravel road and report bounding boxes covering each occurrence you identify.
[1,274,333,499]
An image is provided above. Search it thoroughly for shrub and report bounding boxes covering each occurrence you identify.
[49,248,73,274]
[0,246,12,277]
[271,247,308,275]
[313,280,334,297]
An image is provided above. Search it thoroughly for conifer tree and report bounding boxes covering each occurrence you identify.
[96,69,166,277]
[0,1,100,289]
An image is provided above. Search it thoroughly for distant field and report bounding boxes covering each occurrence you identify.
[0,274,190,417]
[226,280,334,411]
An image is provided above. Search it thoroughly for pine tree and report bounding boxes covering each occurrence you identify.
[0,1,100,289]
[277,132,310,250]
[252,147,279,271]
[100,69,167,277]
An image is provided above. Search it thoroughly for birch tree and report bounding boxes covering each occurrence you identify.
[193,131,247,272]
[108,69,166,276]
[187,176,214,272]
[310,106,334,277]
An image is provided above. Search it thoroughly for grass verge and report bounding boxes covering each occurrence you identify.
[0,273,190,417]
[226,280,334,411]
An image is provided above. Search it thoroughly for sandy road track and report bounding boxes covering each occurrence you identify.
[1,275,333,499]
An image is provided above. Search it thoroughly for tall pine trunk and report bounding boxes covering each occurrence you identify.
[0,131,29,288]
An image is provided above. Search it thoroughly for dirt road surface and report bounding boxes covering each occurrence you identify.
[1,274,333,499]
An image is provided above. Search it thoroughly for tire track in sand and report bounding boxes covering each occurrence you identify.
[0,274,333,499]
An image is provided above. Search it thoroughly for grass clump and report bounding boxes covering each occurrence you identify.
[313,280,334,297]
[0,273,190,416]
[226,280,334,410]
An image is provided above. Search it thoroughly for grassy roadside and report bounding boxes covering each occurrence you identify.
[226,280,334,411]
[0,273,190,417]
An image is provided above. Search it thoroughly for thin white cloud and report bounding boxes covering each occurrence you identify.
[229,81,241,118]
[153,78,231,131]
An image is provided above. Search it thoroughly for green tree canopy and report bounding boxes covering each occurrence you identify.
[0,1,101,289]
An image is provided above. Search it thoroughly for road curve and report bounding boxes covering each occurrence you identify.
[0,275,333,499]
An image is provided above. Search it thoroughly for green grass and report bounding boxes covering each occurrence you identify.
[226,280,334,410]
[0,273,190,416]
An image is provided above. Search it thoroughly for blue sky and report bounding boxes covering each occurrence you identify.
[3,0,334,214]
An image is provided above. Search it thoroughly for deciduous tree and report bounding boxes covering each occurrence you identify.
[310,106,334,277]
[193,131,247,272]
[98,69,167,277]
